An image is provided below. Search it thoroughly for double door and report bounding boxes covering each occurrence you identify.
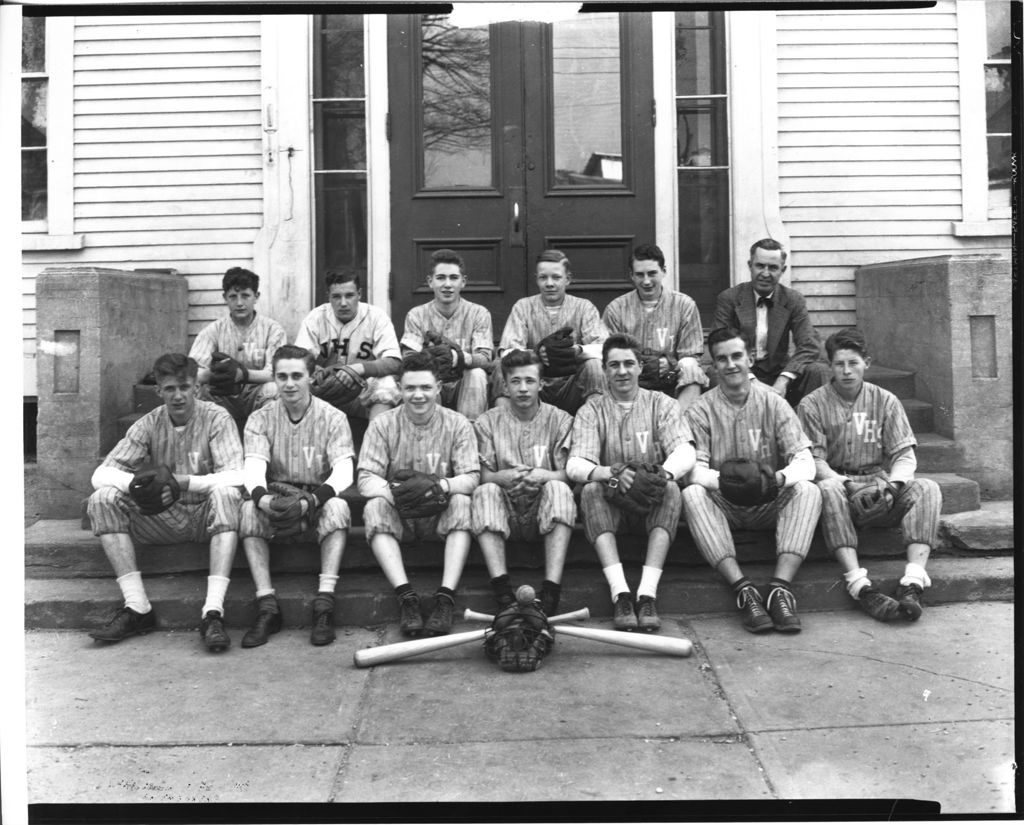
[388,13,656,333]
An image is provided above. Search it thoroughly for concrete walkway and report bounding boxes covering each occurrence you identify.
[24,601,1014,813]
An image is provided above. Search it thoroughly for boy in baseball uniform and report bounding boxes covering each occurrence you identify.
[239,345,355,647]
[400,248,493,420]
[602,244,708,414]
[798,328,941,622]
[472,349,576,616]
[86,353,244,652]
[358,352,481,637]
[566,333,696,632]
[682,327,822,634]
[294,268,402,422]
[495,249,607,415]
[189,267,287,427]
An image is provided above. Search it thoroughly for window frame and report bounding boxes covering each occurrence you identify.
[953,0,1011,237]
[21,14,80,250]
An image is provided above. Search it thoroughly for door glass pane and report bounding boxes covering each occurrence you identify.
[677,99,727,167]
[421,15,493,189]
[22,78,47,146]
[320,102,366,170]
[986,1,1011,59]
[22,16,45,72]
[675,13,725,96]
[316,174,367,271]
[22,148,47,220]
[985,65,1011,134]
[551,14,622,186]
[320,14,365,98]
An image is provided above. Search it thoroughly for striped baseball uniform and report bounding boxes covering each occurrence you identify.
[798,381,941,551]
[190,313,288,420]
[472,402,576,541]
[88,399,243,541]
[495,293,607,413]
[239,396,354,540]
[602,289,708,392]
[570,389,691,543]
[401,299,492,419]
[681,381,821,566]
[294,302,402,412]
[358,405,480,542]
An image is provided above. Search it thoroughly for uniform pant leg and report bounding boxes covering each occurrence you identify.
[471,483,512,540]
[681,485,738,568]
[454,368,488,420]
[436,493,472,537]
[817,477,859,555]
[316,497,352,541]
[773,480,822,559]
[363,497,407,543]
[644,482,682,540]
[580,481,623,544]
[537,479,577,535]
[891,477,941,548]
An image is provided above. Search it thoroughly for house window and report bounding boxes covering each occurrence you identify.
[312,14,368,288]
[22,15,47,222]
[675,10,729,323]
[984,1,1011,217]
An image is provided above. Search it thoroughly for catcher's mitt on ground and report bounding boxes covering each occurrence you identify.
[484,601,554,672]
[208,351,249,397]
[422,331,467,383]
[311,364,366,408]
[389,469,448,520]
[718,458,779,507]
[846,477,900,524]
[536,327,578,378]
[129,465,181,515]
[603,461,669,516]
[266,481,319,537]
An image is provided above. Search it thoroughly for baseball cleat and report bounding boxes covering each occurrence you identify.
[894,583,924,621]
[310,594,336,646]
[636,596,661,632]
[89,606,157,642]
[200,610,231,652]
[612,593,639,631]
[735,584,773,633]
[423,593,455,637]
[241,594,283,648]
[856,586,902,622]
[765,585,801,633]
[398,592,424,637]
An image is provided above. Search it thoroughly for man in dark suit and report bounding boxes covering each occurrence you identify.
[711,238,831,407]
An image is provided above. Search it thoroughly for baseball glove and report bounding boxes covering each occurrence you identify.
[484,601,554,672]
[129,464,181,516]
[536,327,578,378]
[847,477,899,524]
[718,457,779,507]
[311,363,366,408]
[638,351,663,389]
[389,469,449,520]
[422,331,466,383]
[208,351,249,397]
[603,461,669,516]
[266,481,318,537]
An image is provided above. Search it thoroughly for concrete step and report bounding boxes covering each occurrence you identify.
[928,472,980,514]
[901,398,934,433]
[914,432,964,474]
[867,367,916,399]
[23,555,1015,631]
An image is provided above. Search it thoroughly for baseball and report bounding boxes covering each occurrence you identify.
[515,585,536,605]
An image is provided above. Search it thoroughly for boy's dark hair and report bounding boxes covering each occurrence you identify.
[430,248,466,276]
[222,267,259,294]
[500,348,543,380]
[400,350,439,380]
[630,243,665,270]
[271,344,316,375]
[152,353,198,383]
[602,333,642,366]
[536,249,571,274]
[707,326,753,357]
[825,328,868,361]
[324,268,364,292]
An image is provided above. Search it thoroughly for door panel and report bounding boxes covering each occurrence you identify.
[388,13,655,334]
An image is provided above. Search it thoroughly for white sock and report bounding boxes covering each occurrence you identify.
[844,567,871,599]
[318,574,339,594]
[900,562,931,589]
[636,566,663,599]
[602,563,630,600]
[201,575,230,616]
[116,571,151,614]
[255,587,276,599]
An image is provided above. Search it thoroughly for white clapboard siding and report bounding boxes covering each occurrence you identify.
[22,15,264,394]
[776,1,1008,331]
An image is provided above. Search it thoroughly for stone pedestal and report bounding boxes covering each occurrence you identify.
[856,253,1012,497]
[35,268,187,518]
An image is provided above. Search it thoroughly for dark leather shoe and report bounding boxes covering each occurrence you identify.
[200,610,231,652]
[89,606,157,642]
[241,595,282,648]
[310,594,336,646]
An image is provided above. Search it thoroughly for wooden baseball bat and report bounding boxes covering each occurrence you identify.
[555,625,693,657]
[353,628,487,668]
[462,607,590,624]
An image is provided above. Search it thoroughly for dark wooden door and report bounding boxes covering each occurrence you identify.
[388,13,655,335]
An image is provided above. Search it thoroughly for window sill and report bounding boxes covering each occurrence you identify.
[951,220,1011,237]
[22,234,85,251]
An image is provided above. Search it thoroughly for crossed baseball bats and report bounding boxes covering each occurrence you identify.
[353,605,693,668]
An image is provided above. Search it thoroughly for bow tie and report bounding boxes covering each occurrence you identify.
[757,296,774,309]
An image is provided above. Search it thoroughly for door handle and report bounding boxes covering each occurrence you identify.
[513,201,520,233]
